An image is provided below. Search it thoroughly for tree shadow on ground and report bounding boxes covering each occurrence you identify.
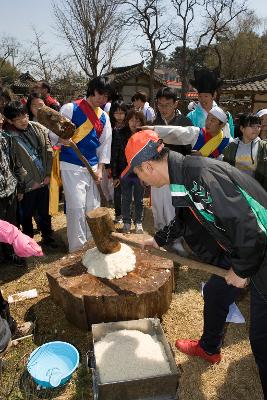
[25,296,90,347]
[177,352,263,400]
[0,261,27,284]
[216,353,263,400]
[177,358,210,400]
[70,361,92,400]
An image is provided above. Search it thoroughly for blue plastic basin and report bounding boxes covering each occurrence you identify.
[27,341,79,389]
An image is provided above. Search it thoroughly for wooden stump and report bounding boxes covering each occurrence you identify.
[46,243,174,330]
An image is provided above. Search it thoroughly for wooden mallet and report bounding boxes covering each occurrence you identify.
[86,207,227,278]
[37,105,108,206]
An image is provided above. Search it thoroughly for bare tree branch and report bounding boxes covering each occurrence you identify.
[22,27,60,81]
[196,0,248,49]
[52,0,124,77]
[171,0,248,100]
[0,36,20,71]
[123,0,173,100]
[205,11,266,79]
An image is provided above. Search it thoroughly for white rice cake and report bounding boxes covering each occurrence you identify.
[82,243,136,279]
[94,329,171,383]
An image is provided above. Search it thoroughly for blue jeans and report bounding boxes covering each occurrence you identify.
[121,176,144,224]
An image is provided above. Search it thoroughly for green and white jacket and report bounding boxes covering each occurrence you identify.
[154,151,267,299]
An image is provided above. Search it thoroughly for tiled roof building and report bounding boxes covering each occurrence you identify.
[12,71,37,95]
[105,61,164,103]
[106,62,199,103]
[224,73,267,93]
[107,61,164,85]
[222,73,267,112]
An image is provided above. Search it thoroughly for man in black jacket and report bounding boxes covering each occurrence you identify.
[152,87,192,231]
[121,129,267,398]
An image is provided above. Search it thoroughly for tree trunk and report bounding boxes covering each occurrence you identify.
[180,41,188,115]
[46,243,174,330]
[149,56,156,106]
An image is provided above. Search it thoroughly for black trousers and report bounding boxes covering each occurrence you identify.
[250,282,267,399]
[199,274,267,399]
[0,192,17,258]
[20,186,52,239]
[114,184,122,218]
[200,274,243,354]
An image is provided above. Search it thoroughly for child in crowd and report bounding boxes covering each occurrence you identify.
[110,100,128,223]
[119,110,146,233]
[132,91,155,123]
[3,101,57,248]
[100,95,125,205]
[223,113,267,190]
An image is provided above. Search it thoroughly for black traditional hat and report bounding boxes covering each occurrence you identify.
[190,66,223,95]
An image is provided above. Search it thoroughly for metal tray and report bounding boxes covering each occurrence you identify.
[88,318,179,400]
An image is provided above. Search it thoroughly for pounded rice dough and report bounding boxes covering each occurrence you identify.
[94,329,171,383]
[82,243,136,279]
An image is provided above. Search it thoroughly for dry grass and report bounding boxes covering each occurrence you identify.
[0,204,263,399]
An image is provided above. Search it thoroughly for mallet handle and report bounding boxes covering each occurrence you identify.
[69,141,108,206]
[111,232,227,278]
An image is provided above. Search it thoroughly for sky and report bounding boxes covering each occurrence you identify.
[0,0,267,71]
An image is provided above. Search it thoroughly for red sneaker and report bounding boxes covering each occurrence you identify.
[175,339,221,364]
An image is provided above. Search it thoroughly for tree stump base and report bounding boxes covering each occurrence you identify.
[46,242,174,330]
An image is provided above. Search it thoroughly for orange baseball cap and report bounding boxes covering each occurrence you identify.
[121,130,163,177]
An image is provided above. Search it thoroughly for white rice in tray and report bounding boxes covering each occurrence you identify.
[94,329,171,383]
[82,243,136,279]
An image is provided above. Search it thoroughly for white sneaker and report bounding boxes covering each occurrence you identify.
[122,223,131,234]
[135,223,143,234]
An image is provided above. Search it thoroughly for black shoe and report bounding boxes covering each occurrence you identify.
[41,236,58,249]
[7,254,27,267]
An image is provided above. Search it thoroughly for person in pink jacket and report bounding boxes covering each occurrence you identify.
[0,220,43,355]
[0,220,43,257]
